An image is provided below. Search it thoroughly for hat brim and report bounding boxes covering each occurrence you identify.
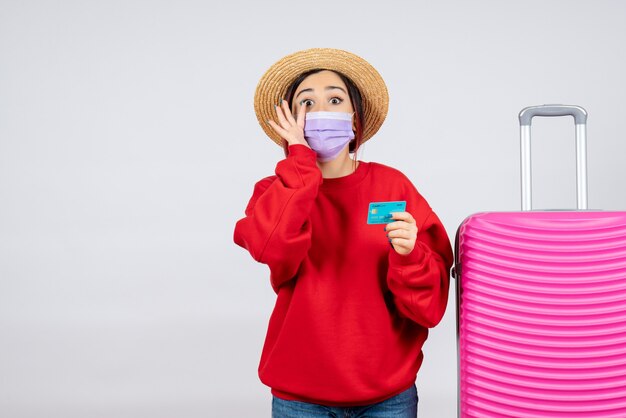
[254,48,389,148]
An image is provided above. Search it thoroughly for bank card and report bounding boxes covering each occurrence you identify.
[367,201,406,224]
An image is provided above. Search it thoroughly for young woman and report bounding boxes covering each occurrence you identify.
[233,48,453,418]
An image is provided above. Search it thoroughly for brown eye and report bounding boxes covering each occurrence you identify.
[330,97,343,104]
[300,99,313,106]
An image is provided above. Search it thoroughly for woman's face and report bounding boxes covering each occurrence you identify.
[291,70,354,116]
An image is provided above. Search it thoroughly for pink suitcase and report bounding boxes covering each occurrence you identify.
[453,105,626,417]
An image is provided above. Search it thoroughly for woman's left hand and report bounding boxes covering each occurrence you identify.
[385,211,418,255]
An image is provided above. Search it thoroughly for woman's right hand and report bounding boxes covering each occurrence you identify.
[267,98,310,148]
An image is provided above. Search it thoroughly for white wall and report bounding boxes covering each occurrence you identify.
[2,1,626,417]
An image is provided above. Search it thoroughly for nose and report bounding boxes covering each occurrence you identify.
[316,102,331,112]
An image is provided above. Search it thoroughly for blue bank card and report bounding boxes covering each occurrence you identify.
[367,201,406,224]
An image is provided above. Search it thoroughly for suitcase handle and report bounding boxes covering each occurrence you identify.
[517,104,589,211]
[519,105,587,126]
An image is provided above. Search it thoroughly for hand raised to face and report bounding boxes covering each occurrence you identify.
[266,98,310,148]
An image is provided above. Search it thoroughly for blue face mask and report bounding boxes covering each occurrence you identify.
[304,111,355,162]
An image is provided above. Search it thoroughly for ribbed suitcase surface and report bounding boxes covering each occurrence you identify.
[457,211,626,417]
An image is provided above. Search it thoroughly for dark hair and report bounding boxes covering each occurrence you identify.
[283,69,364,171]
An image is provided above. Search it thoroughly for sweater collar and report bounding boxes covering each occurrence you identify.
[320,160,370,190]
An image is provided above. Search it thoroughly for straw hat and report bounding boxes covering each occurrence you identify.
[254,48,389,147]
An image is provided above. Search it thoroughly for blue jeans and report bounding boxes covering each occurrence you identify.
[271,383,418,418]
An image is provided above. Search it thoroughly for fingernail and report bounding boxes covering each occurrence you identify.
[384,226,386,231]
[280,98,283,105]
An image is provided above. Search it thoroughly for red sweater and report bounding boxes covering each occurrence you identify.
[233,143,453,407]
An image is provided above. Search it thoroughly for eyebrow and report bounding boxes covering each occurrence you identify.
[295,85,347,99]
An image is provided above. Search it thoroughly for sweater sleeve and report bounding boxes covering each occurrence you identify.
[233,143,322,294]
[386,181,454,328]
